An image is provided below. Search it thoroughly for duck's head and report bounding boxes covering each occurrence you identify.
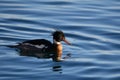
[52,30,71,45]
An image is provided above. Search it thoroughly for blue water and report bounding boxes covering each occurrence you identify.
[0,0,120,80]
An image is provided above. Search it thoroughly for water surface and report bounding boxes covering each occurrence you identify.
[0,0,120,80]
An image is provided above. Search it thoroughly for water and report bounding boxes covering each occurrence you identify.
[0,0,120,80]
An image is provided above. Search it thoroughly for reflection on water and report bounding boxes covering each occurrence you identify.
[52,65,62,73]
[0,0,120,80]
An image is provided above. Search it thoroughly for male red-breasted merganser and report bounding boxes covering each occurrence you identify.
[9,30,70,61]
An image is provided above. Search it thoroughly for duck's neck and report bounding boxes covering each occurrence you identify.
[53,39,61,45]
[52,39,63,62]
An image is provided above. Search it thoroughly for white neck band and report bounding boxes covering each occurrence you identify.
[53,40,61,44]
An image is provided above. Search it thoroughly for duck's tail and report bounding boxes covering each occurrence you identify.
[7,45,18,48]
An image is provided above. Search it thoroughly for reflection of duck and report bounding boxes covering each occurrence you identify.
[8,30,71,61]
[53,65,62,72]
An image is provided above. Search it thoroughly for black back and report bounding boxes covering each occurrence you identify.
[23,39,52,46]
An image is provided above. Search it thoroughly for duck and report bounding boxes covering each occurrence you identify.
[8,30,71,61]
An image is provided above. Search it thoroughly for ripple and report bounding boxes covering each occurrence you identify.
[39,1,73,5]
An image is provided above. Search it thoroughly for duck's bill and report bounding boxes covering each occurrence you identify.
[63,39,71,45]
